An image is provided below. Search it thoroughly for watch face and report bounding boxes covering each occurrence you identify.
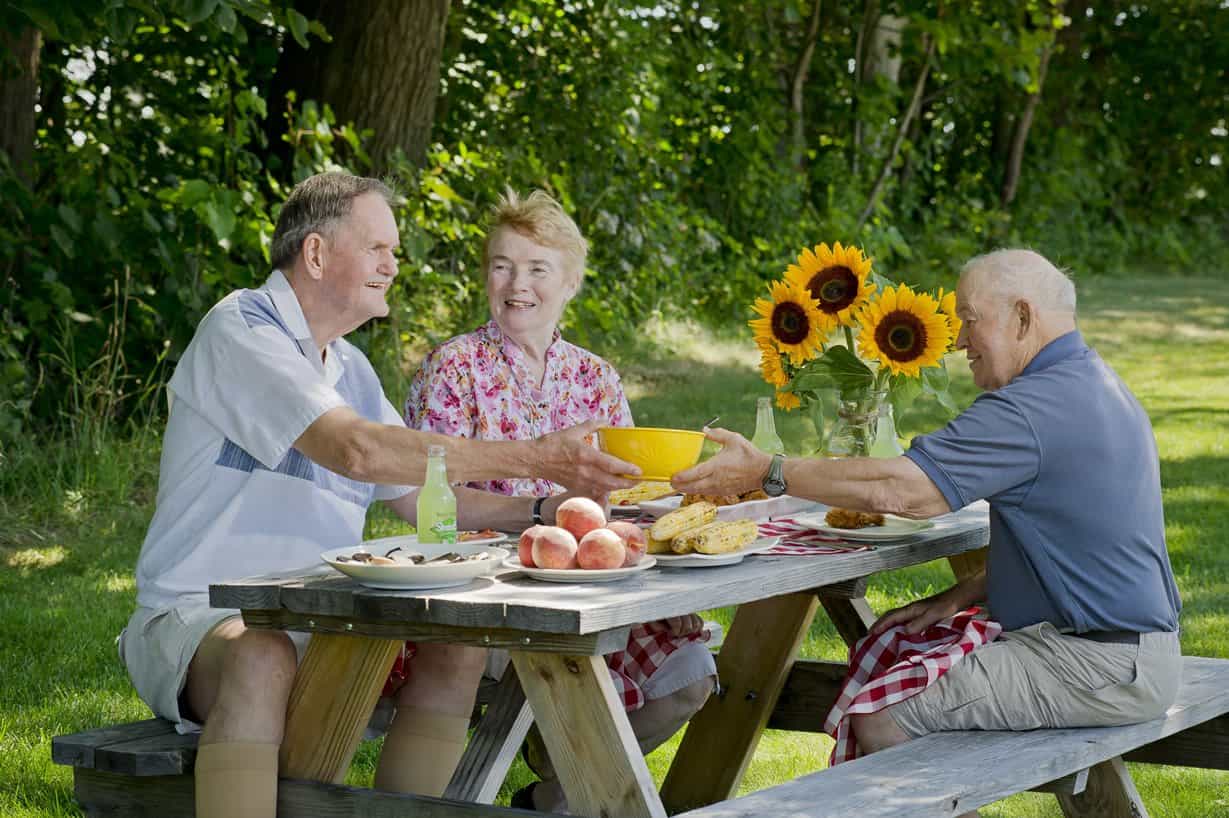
[763,478,787,497]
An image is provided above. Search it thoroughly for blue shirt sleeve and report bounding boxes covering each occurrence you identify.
[904,391,1041,510]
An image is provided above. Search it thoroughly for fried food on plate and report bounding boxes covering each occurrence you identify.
[681,488,771,508]
[824,508,885,529]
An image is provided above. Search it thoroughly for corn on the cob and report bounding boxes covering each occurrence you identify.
[675,519,760,555]
[646,535,674,555]
[609,481,678,507]
[650,501,717,541]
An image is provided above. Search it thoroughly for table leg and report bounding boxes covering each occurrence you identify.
[820,596,877,648]
[510,651,665,818]
[444,664,534,803]
[660,592,819,813]
[279,633,402,784]
[948,547,989,583]
[1055,756,1151,818]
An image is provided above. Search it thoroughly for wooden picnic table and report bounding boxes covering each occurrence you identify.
[209,502,990,818]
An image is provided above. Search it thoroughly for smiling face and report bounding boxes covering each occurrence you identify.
[320,192,400,331]
[485,225,576,342]
[954,272,1028,391]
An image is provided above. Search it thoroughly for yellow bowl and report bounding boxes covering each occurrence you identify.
[597,426,706,482]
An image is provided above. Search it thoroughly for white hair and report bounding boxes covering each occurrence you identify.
[960,249,1077,315]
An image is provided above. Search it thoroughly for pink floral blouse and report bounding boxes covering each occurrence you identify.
[405,320,633,497]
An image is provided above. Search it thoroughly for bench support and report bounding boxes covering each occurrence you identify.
[1056,756,1150,818]
[446,664,534,803]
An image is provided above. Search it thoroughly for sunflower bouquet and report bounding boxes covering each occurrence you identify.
[749,242,960,453]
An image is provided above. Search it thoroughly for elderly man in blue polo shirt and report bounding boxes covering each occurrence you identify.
[120,172,640,818]
[674,249,1181,785]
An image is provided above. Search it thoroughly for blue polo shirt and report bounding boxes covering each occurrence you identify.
[905,331,1181,633]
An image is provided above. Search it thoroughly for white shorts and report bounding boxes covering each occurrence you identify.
[118,605,312,734]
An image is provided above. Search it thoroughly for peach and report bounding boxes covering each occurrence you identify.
[531,526,579,569]
[577,528,626,570]
[518,525,545,567]
[555,497,606,541]
[607,520,648,567]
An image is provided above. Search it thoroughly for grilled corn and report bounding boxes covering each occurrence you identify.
[673,519,760,555]
[650,501,717,541]
[609,481,678,507]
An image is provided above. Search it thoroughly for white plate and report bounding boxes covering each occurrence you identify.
[503,555,657,583]
[654,537,781,567]
[322,542,510,589]
[455,531,510,547]
[640,494,817,522]
[791,512,934,541]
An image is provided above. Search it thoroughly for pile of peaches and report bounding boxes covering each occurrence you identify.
[518,497,648,571]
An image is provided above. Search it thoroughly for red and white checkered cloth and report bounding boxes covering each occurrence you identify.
[824,607,1002,765]
[757,518,874,555]
[606,619,711,711]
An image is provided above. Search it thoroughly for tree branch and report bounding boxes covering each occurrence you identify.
[787,0,824,170]
[856,34,936,233]
[1001,40,1054,208]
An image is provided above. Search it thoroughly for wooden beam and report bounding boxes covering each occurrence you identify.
[815,577,868,600]
[1031,768,1089,795]
[1123,713,1229,770]
[446,664,534,803]
[947,547,988,583]
[820,596,877,648]
[241,609,630,656]
[279,633,403,784]
[511,652,665,818]
[1055,756,1150,817]
[73,767,560,817]
[661,592,820,813]
[767,659,847,733]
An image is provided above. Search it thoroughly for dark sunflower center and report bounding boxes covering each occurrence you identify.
[875,310,927,362]
[807,266,858,313]
[771,301,811,345]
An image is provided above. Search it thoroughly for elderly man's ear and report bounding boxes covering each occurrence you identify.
[303,233,327,280]
[1015,300,1032,339]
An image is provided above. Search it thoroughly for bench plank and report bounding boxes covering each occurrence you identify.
[94,731,199,776]
[678,657,1229,818]
[51,719,180,770]
[73,767,560,817]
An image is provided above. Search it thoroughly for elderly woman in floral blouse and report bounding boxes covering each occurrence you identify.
[405,189,715,813]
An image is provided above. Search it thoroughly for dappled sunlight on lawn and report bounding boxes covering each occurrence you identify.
[3,546,68,570]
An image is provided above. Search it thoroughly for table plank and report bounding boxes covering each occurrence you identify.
[211,506,988,636]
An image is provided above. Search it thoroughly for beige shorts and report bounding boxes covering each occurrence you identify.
[890,622,1181,738]
[119,605,313,734]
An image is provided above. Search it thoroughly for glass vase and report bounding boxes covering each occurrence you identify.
[824,389,901,458]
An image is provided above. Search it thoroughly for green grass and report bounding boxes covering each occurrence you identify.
[2,276,1228,816]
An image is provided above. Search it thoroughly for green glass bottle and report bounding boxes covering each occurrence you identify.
[750,396,786,455]
[416,445,457,544]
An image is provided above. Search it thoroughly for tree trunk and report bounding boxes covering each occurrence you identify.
[1000,41,1053,208]
[268,0,450,170]
[0,26,41,183]
[850,0,878,176]
[787,0,823,171]
[856,35,935,232]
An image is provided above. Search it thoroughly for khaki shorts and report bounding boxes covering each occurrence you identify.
[889,622,1181,737]
[119,605,313,734]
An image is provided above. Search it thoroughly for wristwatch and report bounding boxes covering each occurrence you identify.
[761,453,787,497]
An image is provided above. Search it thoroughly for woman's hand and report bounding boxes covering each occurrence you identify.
[531,421,640,494]
[670,427,771,496]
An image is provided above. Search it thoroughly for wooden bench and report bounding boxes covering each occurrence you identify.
[679,655,1229,818]
[53,655,1229,817]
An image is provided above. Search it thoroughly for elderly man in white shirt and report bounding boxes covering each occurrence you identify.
[119,172,639,818]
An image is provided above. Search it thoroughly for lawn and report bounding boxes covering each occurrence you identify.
[1,275,1227,816]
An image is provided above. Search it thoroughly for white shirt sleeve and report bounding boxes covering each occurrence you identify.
[168,300,346,469]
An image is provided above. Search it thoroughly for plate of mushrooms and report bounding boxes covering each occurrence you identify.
[321,535,510,589]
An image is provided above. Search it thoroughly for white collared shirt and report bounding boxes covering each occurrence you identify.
[135,270,411,609]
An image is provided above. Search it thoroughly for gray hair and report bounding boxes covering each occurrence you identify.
[270,172,398,271]
[960,249,1077,315]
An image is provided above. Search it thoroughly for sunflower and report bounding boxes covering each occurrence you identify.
[775,388,802,411]
[785,242,877,334]
[757,341,790,387]
[749,280,825,366]
[936,287,961,348]
[856,284,953,377]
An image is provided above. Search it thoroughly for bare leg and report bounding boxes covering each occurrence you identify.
[851,709,979,818]
[374,643,486,795]
[530,676,716,813]
[184,618,299,818]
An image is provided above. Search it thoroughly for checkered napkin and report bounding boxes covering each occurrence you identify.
[606,619,711,711]
[756,518,875,555]
[823,607,1003,765]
